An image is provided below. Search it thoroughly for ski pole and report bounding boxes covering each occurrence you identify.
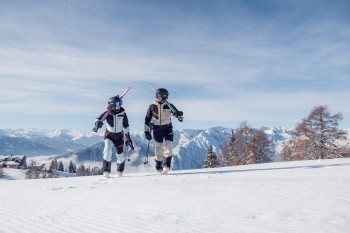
[126,134,135,151]
[126,146,131,162]
[144,122,153,164]
[125,133,134,162]
[144,140,150,164]
[123,142,133,162]
[148,83,183,122]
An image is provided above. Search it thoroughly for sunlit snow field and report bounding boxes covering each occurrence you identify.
[1,158,350,233]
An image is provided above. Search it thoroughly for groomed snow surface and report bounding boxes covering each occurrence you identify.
[1,158,350,233]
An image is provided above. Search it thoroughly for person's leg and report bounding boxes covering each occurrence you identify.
[153,129,164,172]
[162,127,174,173]
[113,133,125,175]
[102,138,113,176]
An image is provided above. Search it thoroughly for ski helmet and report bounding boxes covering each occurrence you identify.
[108,95,123,107]
[155,88,169,100]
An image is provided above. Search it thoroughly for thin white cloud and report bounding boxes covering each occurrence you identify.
[0,0,349,130]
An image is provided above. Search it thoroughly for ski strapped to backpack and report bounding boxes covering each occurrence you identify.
[148,83,184,122]
[93,87,131,132]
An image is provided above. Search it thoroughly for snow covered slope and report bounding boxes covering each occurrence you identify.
[1,158,349,233]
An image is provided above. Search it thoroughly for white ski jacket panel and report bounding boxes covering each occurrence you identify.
[144,101,178,131]
[96,108,129,134]
[106,112,127,133]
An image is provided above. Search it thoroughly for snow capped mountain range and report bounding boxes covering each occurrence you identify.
[0,127,296,170]
[0,128,103,156]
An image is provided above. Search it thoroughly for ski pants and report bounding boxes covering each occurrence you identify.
[103,132,125,172]
[153,126,173,164]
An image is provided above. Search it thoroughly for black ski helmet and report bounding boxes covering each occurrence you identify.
[156,88,169,100]
[108,95,123,106]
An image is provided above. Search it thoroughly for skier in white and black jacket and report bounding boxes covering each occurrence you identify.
[144,88,183,174]
[94,95,133,178]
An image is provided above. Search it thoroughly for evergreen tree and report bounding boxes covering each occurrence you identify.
[76,164,86,176]
[203,145,220,168]
[221,141,230,166]
[0,167,4,179]
[85,166,91,176]
[20,156,27,169]
[58,161,64,172]
[48,158,58,173]
[53,158,58,170]
[68,160,76,173]
[222,130,237,166]
[48,160,54,173]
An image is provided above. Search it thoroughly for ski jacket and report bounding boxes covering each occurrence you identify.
[144,101,178,132]
[96,107,130,134]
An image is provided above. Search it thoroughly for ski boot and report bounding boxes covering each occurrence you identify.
[155,160,163,175]
[162,166,169,175]
[103,172,110,179]
[162,156,172,175]
[156,169,163,175]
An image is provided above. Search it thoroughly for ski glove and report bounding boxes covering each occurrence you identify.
[173,111,183,118]
[125,133,134,150]
[93,120,103,132]
[95,120,103,128]
[173,111,184,122]
[145,131,152,141]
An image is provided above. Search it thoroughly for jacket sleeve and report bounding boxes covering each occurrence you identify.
[123,112,130,134]
[144,105,153,132]
[96,111,108,121]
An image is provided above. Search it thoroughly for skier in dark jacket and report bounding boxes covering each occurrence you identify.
[144,88,183,174]
[94,95,133,178]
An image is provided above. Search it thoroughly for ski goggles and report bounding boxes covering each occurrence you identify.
[115,101,122,107]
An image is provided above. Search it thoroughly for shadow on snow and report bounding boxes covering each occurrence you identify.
[164,162,350,177]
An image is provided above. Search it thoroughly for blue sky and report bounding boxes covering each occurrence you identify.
[0,0,349,132]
